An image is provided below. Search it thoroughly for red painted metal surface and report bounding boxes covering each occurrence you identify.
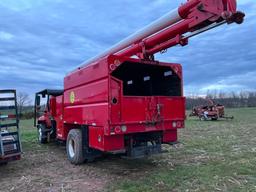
[36,0,244,154]
[38,112,52,128]
[52,56,186,151]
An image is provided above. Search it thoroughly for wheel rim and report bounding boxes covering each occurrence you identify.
[68,139,75,158]
[38,128,42,142]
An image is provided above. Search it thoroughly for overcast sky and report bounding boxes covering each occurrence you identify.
[0,0,255,96]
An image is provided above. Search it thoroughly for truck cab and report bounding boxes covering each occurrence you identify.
[34,89,63,143]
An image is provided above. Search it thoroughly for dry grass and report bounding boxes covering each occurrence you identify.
[1,108,256,192]
[109,108,256,192]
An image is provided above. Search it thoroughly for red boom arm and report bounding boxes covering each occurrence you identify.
[72,0,244,72]
[117,0,245,59]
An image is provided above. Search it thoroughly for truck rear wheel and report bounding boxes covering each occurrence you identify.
[0,162,8,166]
[38,123,48,144]
[66,129,85,165]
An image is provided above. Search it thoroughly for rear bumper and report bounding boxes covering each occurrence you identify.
[89,122,184,153]
[108,119,185,135]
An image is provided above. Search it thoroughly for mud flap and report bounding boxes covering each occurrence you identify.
[124,132,164,159]
[125,143,163,159]
[81,126,102,162]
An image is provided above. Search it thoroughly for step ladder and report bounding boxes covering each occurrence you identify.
[0,90,22,163]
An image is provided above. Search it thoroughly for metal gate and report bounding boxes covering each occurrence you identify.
[0,90,22,163]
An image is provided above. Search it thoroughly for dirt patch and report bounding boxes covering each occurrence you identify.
[0,146,104,192]
[0,143,159,192]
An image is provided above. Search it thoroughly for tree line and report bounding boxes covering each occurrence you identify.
[13,91,256,119]
[186,91,256,110]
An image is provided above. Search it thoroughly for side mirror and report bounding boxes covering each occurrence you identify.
[36,95,41,106]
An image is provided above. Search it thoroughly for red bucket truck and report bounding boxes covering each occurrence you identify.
[34,0,244,164]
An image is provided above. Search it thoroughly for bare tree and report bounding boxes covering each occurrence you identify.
[248,92,256,107]
[17,92,32,116]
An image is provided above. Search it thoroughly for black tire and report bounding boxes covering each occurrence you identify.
[0,162,8,166]
[50,120,57,139]
[199,116,205,121]
[66,129,85,165]
[38,123,48,144]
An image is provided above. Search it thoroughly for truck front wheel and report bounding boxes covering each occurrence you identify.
[66,129,85,165]
[38,123,48,144]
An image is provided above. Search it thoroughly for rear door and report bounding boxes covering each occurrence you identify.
[121,96,185,124]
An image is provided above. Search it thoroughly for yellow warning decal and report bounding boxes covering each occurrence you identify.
[70,91,75,104]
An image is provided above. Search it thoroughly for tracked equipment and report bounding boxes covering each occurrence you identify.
[190,99,234,121]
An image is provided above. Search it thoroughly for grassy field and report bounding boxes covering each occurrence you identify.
[14,108,256,192]
[19,119,38,149]
[108,108,256,192]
